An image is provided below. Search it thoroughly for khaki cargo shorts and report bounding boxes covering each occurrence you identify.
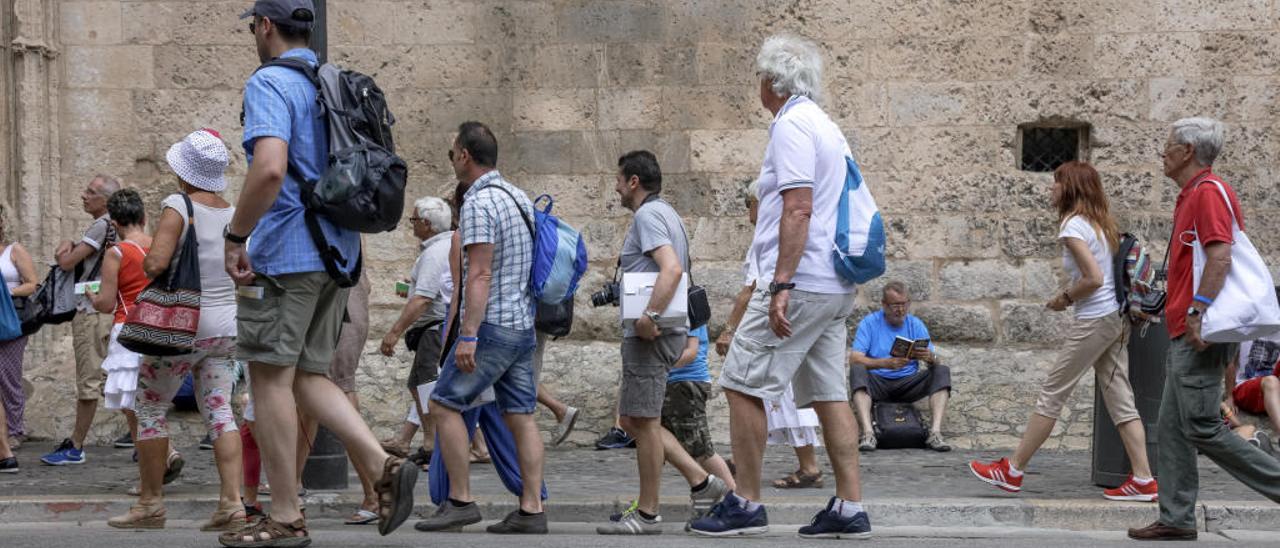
[236,272,351,375]
[71,312,112,400]
[719,289,855,408]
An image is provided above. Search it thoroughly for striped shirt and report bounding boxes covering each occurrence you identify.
[459,171,535,330]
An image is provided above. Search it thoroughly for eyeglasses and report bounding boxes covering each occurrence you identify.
[248,22,256,33]
[883,301,910,310]
[1160,142,1189,159]
[409,216,423,223]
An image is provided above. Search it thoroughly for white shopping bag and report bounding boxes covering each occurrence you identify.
[1191,180,1280,343]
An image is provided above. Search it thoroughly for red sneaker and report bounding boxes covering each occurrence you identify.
[1103,475,1158,502]
[968,458,1022,493]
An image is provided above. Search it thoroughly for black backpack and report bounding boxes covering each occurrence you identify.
[248,57,408,287]
[872,402,927,449]
[19,225,115,335]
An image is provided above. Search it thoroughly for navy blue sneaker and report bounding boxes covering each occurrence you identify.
[41,438,86,466]
[797,497,872,539]
[595,427,637,450]
[688,491,768,537]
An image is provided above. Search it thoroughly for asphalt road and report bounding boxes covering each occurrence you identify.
[2,521,1278,547]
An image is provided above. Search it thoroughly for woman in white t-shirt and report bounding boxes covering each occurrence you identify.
[970,161,1155,501]
[109,130,243,531]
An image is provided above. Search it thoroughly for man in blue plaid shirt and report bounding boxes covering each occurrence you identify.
[419,122,546,535]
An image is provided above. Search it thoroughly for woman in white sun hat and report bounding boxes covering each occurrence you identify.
[109,129,244,531]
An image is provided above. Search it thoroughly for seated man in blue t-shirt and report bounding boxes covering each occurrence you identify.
[849,281,952,453]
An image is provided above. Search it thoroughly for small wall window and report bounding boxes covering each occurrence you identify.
[1018,123,1089,172]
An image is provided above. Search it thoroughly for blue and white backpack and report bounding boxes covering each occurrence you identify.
[493,188,589,336]
[832,155,886,284]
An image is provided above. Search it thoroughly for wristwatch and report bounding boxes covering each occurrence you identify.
[644,310,663,325]
[223,225,249,245]
[768,281,796,296]
[1187,306,1202,317]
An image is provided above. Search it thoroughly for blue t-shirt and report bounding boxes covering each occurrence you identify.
[851,311,934,380]
[668,325,710,383]
[242,48,359,277]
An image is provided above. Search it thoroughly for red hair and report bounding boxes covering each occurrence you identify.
[1054,161,1119,251]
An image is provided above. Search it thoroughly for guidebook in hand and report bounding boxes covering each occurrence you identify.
[890,336,930,358]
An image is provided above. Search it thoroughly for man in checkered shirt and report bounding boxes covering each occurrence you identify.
[420,121,546,535]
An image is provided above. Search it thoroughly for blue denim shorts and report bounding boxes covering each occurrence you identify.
[431,322,537,414]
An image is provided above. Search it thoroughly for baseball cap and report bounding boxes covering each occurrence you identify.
[239,0,316,29]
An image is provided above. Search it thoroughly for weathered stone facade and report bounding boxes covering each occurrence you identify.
[5,1,1280,449]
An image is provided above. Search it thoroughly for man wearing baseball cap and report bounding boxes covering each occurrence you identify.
[222,2,416,546]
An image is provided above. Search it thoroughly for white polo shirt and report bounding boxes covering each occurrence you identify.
[750,95,854,295]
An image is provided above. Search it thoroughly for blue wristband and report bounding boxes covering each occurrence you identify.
[458,336,479,343]
[1193,295,1214,306]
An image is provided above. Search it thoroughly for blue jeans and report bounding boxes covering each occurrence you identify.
[431,323,537,414]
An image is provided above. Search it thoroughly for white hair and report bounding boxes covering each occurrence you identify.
[1171,117,1225,166]
[414,196,451,232]
[746,179,760,202]
[756,33,824,103]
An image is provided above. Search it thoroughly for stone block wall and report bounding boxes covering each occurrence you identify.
[7,0,1280,450]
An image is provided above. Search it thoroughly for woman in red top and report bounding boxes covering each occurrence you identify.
[85,189,167,480]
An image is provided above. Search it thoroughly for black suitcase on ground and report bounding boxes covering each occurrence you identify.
[872,402,927,449]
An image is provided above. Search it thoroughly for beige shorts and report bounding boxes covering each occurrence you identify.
[237,272,351,375]
[719,289,856,408]
[1034,313,1140,425]
[329,274,370,393]
[71,312,112,400]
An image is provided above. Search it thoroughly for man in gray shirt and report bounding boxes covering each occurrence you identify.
[40,174,119,465]
[597,151,727,535]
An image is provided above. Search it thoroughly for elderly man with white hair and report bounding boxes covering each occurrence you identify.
[379,196,454,460]
[690,34,870,539]
[1128,117,1280,541]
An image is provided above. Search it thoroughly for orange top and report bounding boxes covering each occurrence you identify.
[113,241,151,324]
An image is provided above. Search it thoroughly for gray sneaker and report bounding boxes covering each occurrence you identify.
[414,500,483,532]
[691,474,729,519]
[552,406,580,447]
[926,431,952,452]
[486,510,548,534]
[1253,431,1276,458]
[597,509,662,535]
[859,433,877,452]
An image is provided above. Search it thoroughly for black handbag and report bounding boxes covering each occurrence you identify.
[674,213,710,329]
[872,402,927,449]
[118,194,202,356]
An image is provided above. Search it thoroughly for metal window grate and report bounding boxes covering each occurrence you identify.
[1020,127,1080,172]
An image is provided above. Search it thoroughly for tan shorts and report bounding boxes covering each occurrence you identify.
[237,272,351,375]
[329,274,370,393]
[719,289,856,408]
[1034,313,1141,425]
[71,312,112,400]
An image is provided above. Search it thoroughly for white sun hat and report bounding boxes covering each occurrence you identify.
[166,128,229,192]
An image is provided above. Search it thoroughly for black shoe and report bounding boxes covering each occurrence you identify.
[199,434,214,450]
[0,456,18,474]
[114,432,135,448]
[408,447,431,468]
[595,427,636,450]
[487,510,548,534]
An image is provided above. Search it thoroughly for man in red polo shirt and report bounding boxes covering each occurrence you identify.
[1129,117,1280,541]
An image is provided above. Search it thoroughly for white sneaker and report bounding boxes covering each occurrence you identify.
[597,509,662,535]
[552,406,579,446]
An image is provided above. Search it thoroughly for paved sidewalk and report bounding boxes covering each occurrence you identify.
[1,439,1275,532]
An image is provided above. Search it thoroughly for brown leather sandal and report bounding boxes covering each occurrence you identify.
[373,455,418,536]
[217,516,309,548]
[772,469,824,489]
